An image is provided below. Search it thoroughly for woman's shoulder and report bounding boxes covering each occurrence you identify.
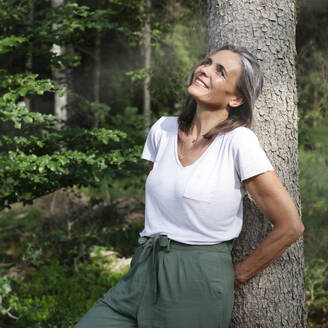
[150,116,178,134]
[225,126,258,141]
[224,126,260,150]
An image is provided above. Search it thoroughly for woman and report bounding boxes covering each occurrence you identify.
[75,45,304,328]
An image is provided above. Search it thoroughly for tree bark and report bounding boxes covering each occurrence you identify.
[24,0,34,111]
[142,0,152,132]
[93,27,101,127]
[51,0,68,127]
[207,1,307,327]
[93,0,102,127]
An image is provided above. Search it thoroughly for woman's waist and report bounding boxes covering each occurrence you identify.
[138,233,234,254]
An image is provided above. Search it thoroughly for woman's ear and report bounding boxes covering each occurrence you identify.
[229,94,244,108]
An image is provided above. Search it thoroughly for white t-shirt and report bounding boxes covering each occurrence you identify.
[140,116,274,245]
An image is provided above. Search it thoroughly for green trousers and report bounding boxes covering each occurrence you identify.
[74,234,235,328]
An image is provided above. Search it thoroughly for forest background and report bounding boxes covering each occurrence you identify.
[0,0,327,327]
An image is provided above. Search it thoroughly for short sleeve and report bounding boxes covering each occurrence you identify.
[232,127,274,181]
[141,117,165,162]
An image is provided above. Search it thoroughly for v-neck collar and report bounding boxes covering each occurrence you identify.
[174,119,219,169]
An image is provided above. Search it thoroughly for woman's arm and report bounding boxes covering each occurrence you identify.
[234,171,304,290]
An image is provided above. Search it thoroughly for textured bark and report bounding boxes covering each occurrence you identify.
[207,1,307,327]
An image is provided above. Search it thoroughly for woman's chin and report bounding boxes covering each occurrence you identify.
[187,84,204,99]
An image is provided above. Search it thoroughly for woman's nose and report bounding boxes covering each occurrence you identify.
[199,65,209,76]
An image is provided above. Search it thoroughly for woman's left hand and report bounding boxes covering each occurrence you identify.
[233,262,245,290]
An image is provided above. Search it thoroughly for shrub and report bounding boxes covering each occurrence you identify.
[1,255,127,327]
[305,259,328,328]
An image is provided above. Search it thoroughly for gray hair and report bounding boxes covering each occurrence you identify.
[209,44,263,115]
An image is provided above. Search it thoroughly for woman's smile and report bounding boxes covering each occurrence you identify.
[193,76,208,89]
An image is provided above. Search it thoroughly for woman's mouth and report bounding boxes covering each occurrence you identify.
[193,77,208,88]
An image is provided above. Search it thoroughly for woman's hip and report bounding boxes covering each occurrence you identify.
[99,234,235,328]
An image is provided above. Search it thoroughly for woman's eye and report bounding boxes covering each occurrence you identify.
[216,66,225,76]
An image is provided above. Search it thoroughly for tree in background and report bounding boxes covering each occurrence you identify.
[207,0,306,326]
[0,0,143,210]
[51,0,68,127]
[0,0,208,209]
[1,0,327,326]
[140,0,152,131]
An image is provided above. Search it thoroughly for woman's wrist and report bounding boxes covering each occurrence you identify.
[233,262,249,290]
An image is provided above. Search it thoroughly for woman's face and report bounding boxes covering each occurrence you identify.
[187,50,243,110]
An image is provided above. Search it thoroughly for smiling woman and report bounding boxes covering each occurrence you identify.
[179,45,264,141]
[188,50,243,110]
[74,45,304,328]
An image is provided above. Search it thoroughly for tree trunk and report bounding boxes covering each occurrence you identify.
[24,0,34,111]
[51,0,67,127]
[93,0,102,127]
[50,0,69,210]
[207,1,307,327]
[93,27,101,127]
[142,0,152,132]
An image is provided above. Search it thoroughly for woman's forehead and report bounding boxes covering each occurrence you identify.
[209,50,242,74]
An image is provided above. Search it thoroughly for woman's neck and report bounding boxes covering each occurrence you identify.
[191,105,229,136]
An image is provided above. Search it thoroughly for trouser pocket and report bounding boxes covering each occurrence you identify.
[198,251,235,299]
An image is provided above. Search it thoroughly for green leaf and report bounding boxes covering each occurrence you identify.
[14,121,21,129]
[23,116,33,124]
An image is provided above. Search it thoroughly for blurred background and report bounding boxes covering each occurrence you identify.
[0,0,327,327]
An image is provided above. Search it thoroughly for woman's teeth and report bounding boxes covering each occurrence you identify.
[195,78,207,88]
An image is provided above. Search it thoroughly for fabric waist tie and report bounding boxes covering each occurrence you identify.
[137,234,233,304]
[137,234,172,304]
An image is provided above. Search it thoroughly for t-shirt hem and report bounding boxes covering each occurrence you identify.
[141,154,155,162]
[139,231,237,245]
[240,167,274,181]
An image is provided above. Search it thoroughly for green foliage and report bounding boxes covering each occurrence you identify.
[0,23,144,210]
[0,276,19,320]
[297,49,328,148]
[125,67,149,82]
[299,146,328,216]
[296,0,328,53]
[305,259,328,328]
[0,0,326,326]
[47,1,126,41]
[0,0,130,70]
[0,258,125,327]
[0,141,141,210]
[299,120,328,327]
[299,140,328,262]
[0,198,141,327]
[0,0,151,210]
[296,0,328,148]
[0,71,57,101]
[0,73,141,209]
[295,16,328,328]
[0,35,28,54]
